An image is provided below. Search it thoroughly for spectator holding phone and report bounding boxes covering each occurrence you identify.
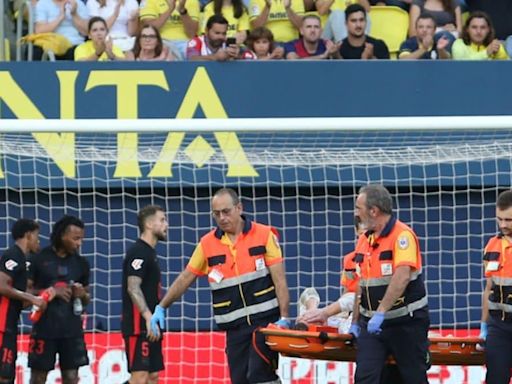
[186,15,240,61]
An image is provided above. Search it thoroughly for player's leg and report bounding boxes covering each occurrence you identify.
[147,337,163,384]
[28,337,56,384]
[124,335,157,384]
[148,371,159,384]
[58,337,89,384]
[61,369,79,384]
[0,332,17,384]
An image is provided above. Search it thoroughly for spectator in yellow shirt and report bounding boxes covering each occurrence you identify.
[74,16,126,60]
[140,0,200,60]
[201,0,250,44]
[249,0,304,43]
[452,11,509,60]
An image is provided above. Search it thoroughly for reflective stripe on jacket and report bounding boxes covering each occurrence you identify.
[355,217,428,321]
[201,221,280,330]
[484,235,512,321]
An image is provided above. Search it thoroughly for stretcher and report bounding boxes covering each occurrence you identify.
[261,325,485,366]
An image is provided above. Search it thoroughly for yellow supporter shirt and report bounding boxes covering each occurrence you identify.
[452,39,509,60]
[201,3,250,37]
[187,231,282,276]
[140,0,200,41]
[249,0,304,42]
[74,40,125,61]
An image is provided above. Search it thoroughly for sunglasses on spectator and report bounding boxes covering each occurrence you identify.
[141,34,158,40]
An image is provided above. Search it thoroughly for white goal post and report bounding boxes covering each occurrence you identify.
[0,116,511,383]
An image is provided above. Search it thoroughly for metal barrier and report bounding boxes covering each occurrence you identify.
[15,0,33,61]
[0,0,5,61]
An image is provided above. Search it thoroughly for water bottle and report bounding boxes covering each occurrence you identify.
[70,280,83,316]
[73,297,83,316]
[29,289,52,323]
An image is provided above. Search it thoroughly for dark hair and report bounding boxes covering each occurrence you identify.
[138,205,164,233]
[246,27,275,52]
[345,3,366,21]
[50,216,84,250]
[359,185,393,215]
[12,219,39,241]
[88,16,108,33]
[213,0,245,20]
[206,14,229,30]
[132,24,164,59]
[497,190,512,211]
[461,11,494,46]
[213,188,240,205]
[416,13,436,27]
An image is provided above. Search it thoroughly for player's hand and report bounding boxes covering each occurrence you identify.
[297,308,328,325]
[150,305,165,336]
[71,282,86,299]
[32,296,48,311]
[274,317,293,329]
[367,311,385,334]
[53,284,72,302]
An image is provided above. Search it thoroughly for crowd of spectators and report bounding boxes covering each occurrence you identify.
[4,0,511,60]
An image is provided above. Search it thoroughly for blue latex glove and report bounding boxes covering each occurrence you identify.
[151,305,165,335]
[479,322,488,341]
[367,311,385,334]
[348,323,361,339]
[274,317,293,329]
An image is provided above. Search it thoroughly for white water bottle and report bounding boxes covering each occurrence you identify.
[73,297,83,316]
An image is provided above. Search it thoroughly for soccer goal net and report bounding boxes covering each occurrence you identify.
[1,117,511,383]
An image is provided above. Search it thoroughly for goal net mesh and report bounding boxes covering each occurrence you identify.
[1,127,511,383]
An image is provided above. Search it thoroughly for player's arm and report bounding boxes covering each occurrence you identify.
[127,275,151,316]
[0,272,44,307]
[159,269,197,308]
[127,275,159,341]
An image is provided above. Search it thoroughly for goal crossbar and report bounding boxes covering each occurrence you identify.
[0,115,512,133]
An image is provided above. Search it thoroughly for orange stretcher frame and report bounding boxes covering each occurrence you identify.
[261,326,485,366]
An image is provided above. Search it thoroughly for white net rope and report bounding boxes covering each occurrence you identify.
[0,127,510,382]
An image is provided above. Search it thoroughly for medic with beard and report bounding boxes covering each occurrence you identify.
[480,190,512,384]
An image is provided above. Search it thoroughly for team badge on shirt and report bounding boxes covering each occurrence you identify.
[398,235,409,250]
[131,259,144,270]
[5,259,18,271]
[26,261,31,271]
